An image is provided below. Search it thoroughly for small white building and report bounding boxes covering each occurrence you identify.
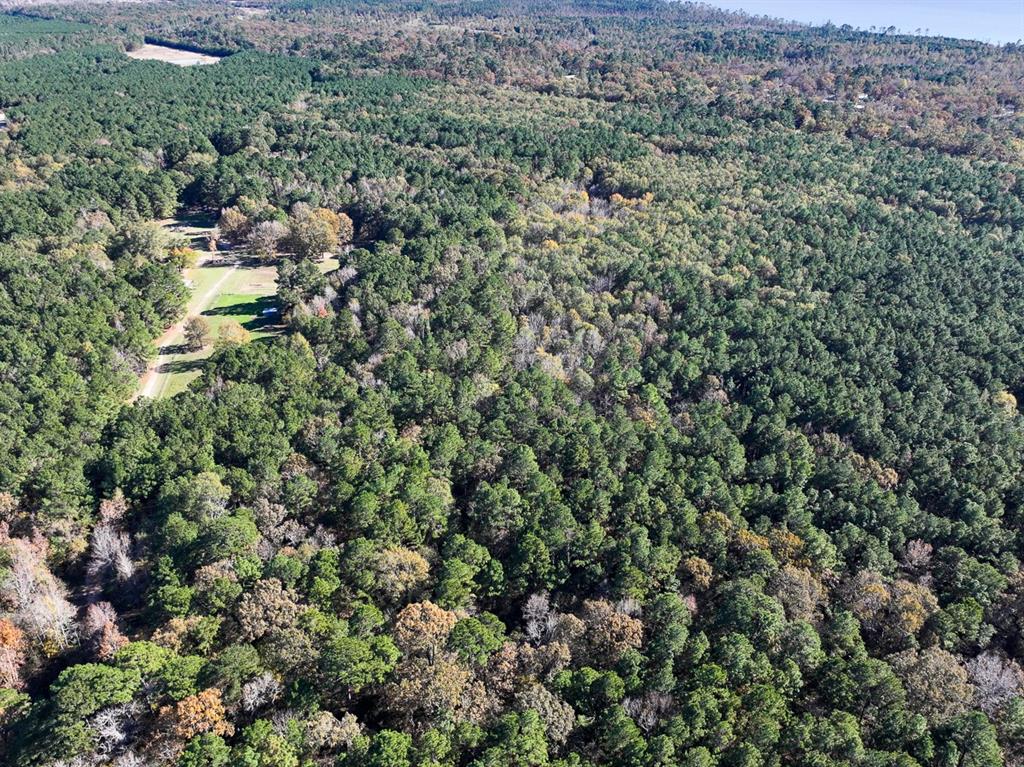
[0,111,7,128]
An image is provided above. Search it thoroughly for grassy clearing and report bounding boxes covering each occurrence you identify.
[146,256,338,398]
[150,263,278,398]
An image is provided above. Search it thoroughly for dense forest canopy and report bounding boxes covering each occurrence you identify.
[0,2,1023,766]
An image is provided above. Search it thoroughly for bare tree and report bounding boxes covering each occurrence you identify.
[1,530,78,650]
[246,220,288,260]
[241,671,283,712]
[112,752,146,767]
[902,539,934,574]
[524,593,554,645]
[82,601,128,660]
[89,701,141,757]
[967,651,1024,716]
[87,525,134,587]
[623,692,674,733]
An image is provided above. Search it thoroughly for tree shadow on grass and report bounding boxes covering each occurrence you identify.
[172,213,217,229]
[203,295,279,318]
[203,295,282,332]
[158,342,192,355]
[157,358,206,375]
[243,316,282,333]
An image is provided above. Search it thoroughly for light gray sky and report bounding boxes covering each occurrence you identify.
[705,0,1024,44]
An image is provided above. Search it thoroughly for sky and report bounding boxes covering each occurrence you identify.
[704,0,1024,44]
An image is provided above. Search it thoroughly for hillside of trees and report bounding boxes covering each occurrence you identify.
[0,3,1023,766]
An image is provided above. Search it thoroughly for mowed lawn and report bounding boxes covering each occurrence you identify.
[147,257,338,398]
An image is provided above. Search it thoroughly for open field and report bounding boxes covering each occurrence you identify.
[158,215,219,240]
[138,260,278,399]
[126,43,223,66]
[138,255,339,399]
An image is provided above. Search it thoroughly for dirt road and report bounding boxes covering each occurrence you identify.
[135,260,237,400]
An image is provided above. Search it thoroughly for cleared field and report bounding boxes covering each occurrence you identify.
[141,261,278,399]
[126,43,223,67]
[139,256,339,399]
